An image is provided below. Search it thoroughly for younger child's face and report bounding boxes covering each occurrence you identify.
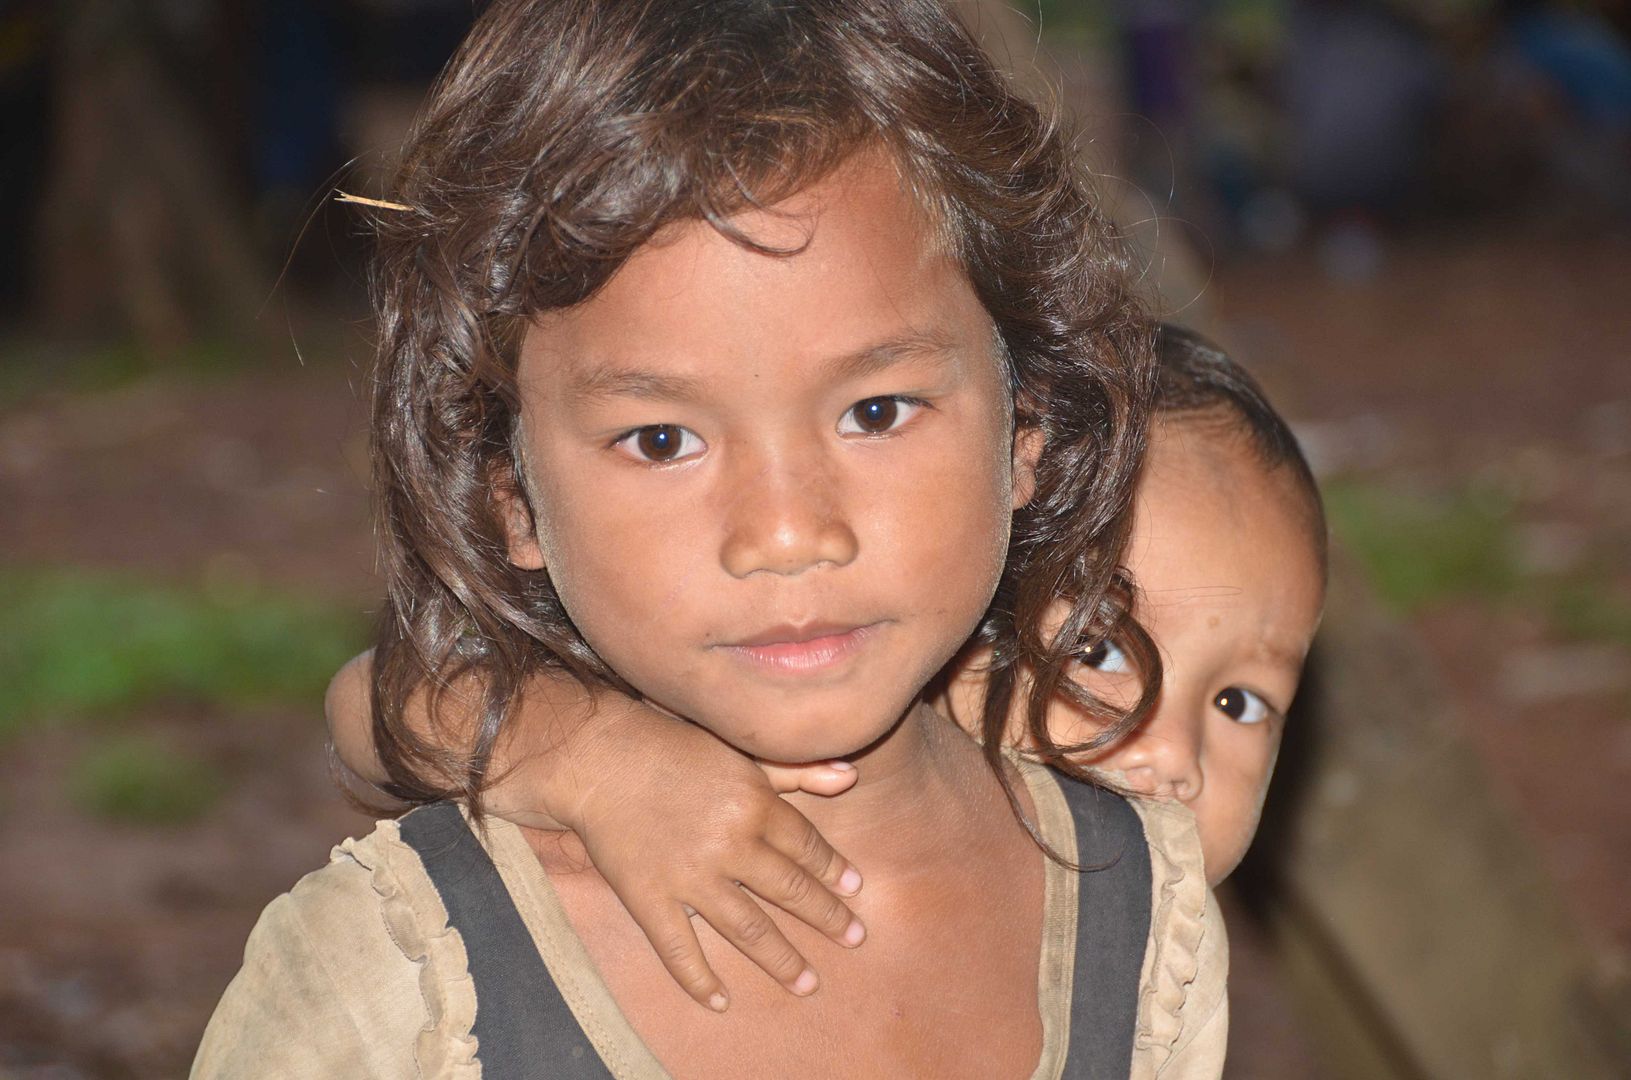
[505,153,1028,764]
[1067,417,1325,884]
[936,414,1325,883]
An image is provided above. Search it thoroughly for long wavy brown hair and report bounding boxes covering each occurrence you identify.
[365,0,1163,822]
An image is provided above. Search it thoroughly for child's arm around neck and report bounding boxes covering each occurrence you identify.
[326,649,867,1008]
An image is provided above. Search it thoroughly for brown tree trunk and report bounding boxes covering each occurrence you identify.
[38,0,267,351]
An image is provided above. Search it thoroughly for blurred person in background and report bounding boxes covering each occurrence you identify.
[1498,0,1631,212]
[0,0,53,319]
[1283,0,1446,278]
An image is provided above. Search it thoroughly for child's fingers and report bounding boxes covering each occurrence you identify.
[757,760,858,797]
[624,898,731,1013]
[739,850,865,949]
[765,801,862,896]
[697,887,820,997]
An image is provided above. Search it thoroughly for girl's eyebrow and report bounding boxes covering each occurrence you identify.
[567,367,707,405]
[566,330,961,406]
[826,330,961,383]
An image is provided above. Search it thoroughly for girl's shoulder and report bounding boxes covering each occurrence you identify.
[1019,761,1229,1080]
[192,816,481,1079]
[1120,793,1229,1079]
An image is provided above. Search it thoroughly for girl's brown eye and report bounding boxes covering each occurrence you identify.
[837,396,923,437]
[854,399,893,433]
[636,425,683,461]
[851,398,898,433]
[613,423,703,464]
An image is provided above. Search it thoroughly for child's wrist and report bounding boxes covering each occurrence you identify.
[521,685,695,831]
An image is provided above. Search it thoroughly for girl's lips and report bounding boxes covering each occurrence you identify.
[718,623,881,674]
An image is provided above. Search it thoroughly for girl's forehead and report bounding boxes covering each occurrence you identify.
[519,154,995,390]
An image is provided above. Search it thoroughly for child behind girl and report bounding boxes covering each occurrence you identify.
[196,2,1228,1076]
[326,323,1327,1008]
[943,324,1327,884]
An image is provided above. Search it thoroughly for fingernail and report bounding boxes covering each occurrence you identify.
[792,969,819,995]
[843,919,866,946]
[708,993,729,1013]
[828,760,855,772]
[838,867,862,895]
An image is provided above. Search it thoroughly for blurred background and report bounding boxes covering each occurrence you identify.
[0,0,1627,1076]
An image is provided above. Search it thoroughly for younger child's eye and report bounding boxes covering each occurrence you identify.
[613,424,705,464]
[1213,686,1272,725]
[838,396,924,436]
[1078,638,1131,674]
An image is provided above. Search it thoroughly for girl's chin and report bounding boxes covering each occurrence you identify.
[703,709,917,766]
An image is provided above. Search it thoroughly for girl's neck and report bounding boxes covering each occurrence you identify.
[780,700,1017,873]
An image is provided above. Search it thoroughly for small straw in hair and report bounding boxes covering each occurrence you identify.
[334,190,414,212]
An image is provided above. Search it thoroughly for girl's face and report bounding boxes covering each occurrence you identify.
[505,153,1028,764]
[1067,417,1326,884]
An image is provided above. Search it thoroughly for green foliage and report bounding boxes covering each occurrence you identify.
[1324,481,1520,613]
[1035,0,1292,52]
[1034,0,1112,44]
[1327,481,1631,649]
[0,569,367,739]
[0,336,250,410]
[69,735,223,825]
[1542,577,1631,648]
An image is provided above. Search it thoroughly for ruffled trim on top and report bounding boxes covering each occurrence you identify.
[339,822,482,1080]
[1125,796,1212,1080]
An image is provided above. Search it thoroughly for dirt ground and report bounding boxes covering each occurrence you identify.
[1,226,1625,1078]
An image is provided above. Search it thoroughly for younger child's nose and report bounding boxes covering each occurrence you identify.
[1108,710,1204,805]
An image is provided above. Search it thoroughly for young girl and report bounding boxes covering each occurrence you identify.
[195,2,1226,1076]
[325,324,1327,1007]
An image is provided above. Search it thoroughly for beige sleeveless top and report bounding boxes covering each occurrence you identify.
[192,760,1227,1079]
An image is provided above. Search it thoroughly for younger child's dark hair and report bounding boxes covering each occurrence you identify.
[970,324,1327,772]
[1154,323,1328,572]
[365,0,1163,820]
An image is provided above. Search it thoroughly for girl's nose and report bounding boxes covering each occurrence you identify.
[719,454,859,578]
[1107,706,1205,804]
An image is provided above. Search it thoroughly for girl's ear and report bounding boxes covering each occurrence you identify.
[493,462,547,571]
[500,497,547,570]
[1011,424,1045,509]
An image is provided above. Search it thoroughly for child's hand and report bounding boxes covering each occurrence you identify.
[324,652,865,1009]
[558,710,865,1011]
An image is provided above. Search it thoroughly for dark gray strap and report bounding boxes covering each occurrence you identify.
[398,803,614,1080]
[401,784,1149,1079]
[1053,773,1152,1079]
